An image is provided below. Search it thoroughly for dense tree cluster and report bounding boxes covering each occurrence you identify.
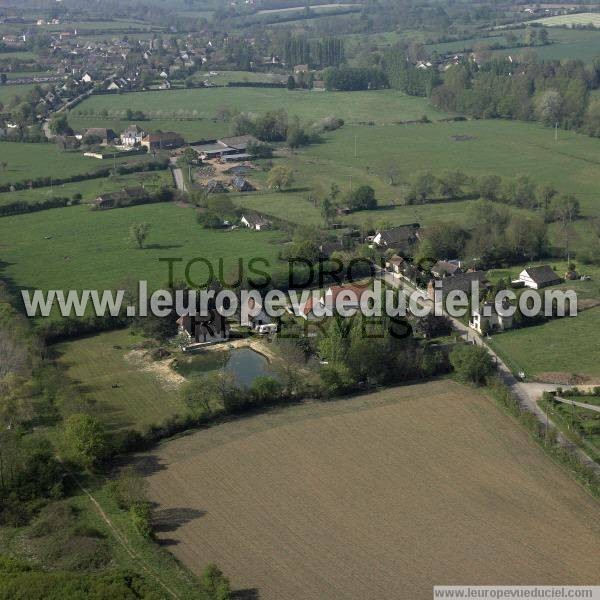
[431,56,600,136]
[416,200,550,266]
[318,313,449,395]
[322,66,388,91]
[382,46,438,97]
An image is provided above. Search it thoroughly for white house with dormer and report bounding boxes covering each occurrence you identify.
[469,301,514,334]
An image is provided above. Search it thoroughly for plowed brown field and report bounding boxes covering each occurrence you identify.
[137,380,600,599]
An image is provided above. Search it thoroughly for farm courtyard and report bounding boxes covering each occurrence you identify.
[135,380,600,599]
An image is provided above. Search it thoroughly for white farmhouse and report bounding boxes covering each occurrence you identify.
[241,214,272,231]
[514,266,561,290]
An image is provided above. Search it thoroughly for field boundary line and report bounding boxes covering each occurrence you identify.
[56,456,181,600]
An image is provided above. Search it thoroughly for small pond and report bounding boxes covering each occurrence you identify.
[173,347,275,387]
[226,165,251,175]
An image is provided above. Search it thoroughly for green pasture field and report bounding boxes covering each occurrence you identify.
[342,30,422,54]
[491,28,600,62]
[424,33,510,54]
[53,329,187,433]
[256,3,359,15]
[189,70,287,85]
[0,83,35,105]
[235,120,600,236]
[0,202,283,294]
[0,142,157,187]
[0,51,37,60]
[488,306,600,379]
[229,119,600,252]
[228,155,529,230]
[264,7,361,27]
[0,169,173,207]
[175,10,214,20]
[70,87,448,127]
[530,12,600,27]
[232,191,324,227]
[423,27,600,63]
[299,120,600,216]
[232,189,505,230]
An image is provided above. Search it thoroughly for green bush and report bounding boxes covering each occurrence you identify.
[130,502,153,540]
[450,344,496,385]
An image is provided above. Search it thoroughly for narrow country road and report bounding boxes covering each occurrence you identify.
[169,158,187,192]
[375,267,600,476]
[553,396,600,414]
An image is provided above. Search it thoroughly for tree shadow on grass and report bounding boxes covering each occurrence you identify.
[143,242,184,250]
[282,186,310,194]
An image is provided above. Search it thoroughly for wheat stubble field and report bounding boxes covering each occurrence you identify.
[137,381,600,599]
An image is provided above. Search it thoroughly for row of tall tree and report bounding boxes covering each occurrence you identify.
[279,36,345,68]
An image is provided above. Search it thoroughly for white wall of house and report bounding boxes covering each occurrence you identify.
[469,307,513,334]
[517,269,540,289]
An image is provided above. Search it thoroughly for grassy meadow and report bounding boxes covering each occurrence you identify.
[53,329,187,433]
[67,116,230,142]
[0,142,158,186]
[231,119,600,241]
[422,27,600,62]
[0,202,283,294]
[0,83,36,106]
[0,50,37,60]
[530,12,600,27]
[301,120,600,214]
[489,307,600,379]
[494,28,600,62]
[70,87,448,127]
[0,169,173,207]
[188,70,287,85]
[256,3,359,15]
[424,33,510,54]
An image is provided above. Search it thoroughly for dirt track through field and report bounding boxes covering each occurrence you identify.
[137,381,600,599]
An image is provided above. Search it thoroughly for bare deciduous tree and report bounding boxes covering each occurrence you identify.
[0,327,28,380]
